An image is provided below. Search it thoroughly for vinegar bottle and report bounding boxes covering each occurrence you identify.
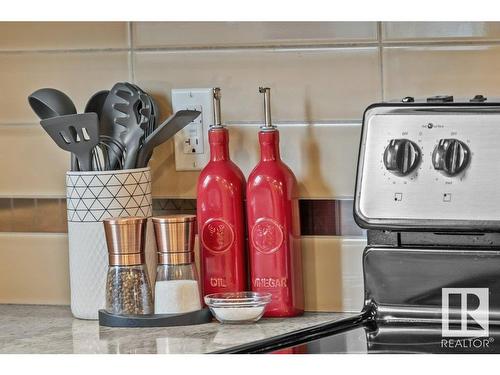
[197,88,247,297]
[246,87,304,317]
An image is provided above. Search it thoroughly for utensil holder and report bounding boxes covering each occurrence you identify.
[66,167,156,320]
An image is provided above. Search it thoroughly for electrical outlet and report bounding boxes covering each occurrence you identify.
[172,88,213,171]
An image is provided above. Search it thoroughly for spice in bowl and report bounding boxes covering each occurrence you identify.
[204,292,272,324]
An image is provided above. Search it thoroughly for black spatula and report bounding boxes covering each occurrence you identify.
[135,110,201,168]
[40,113,100,171]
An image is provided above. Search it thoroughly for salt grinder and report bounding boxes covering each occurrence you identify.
[103,217,153,315]
[152,215,202,314]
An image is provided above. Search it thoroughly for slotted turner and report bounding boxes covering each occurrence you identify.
[40,113,100,171]
[135,110,201,168]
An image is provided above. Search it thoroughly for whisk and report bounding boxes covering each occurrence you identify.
[92,135,127,171]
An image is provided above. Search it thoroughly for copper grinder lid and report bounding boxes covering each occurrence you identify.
[103,216,147,266]
[152,214,196,265]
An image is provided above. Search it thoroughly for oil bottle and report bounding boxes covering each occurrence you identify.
[197,88,247,297]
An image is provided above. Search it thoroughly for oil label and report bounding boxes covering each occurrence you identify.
[210,277,227,288]
[201,218,234,253]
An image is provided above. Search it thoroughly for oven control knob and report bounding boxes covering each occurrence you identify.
[383,139,421,176]
[432,139,470,176]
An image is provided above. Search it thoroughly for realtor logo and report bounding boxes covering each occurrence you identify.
[442,288,489,337]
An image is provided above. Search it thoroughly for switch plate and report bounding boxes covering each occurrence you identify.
[172,88,213,171]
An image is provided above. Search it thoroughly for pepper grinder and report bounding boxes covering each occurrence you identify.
[103,217,154,315]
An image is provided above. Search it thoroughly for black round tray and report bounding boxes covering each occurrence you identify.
[98,308,213,327]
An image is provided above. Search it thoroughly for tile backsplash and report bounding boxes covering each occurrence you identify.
[0,197,363,236]
[1,21,500,311]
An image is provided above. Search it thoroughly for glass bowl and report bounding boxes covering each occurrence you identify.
[204,292,272,324]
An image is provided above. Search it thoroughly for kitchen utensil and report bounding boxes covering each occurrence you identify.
[127,84,154,136]
[135,110,201,168]
[85,90,130,171]
[40,113,100,171]
[28,88,79,171]
[197,88,246,299]
[204,292,271,324]
[138,92,155,137]
[92,135,126,171]
[84,90,109,120]
[101,82,146,169]
[120,113,147,169]
[28,88,77,119]
[150,94,159,133]
[131,85,157,138]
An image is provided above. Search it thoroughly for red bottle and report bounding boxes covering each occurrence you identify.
[246,87,304,317]
[197,88,247,297]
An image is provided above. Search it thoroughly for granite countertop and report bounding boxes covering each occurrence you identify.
[0,304,354,354]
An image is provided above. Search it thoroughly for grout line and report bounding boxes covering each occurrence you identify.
[119,39,500,52]
[380,40,500,47]
[0,119,361,130]
[132,42,380,52]
[377,22,385,101]
[0,48,132,55]
[127,22,133,50]
[2,40,500,56]
[128,22,135,83]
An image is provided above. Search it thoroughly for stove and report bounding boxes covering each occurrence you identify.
[220,96,500,354]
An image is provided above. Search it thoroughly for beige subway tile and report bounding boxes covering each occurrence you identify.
[0,51,130,124]
[383,22,500,42]
[134,48,381,122]
[383,45,500,101]
[0,125,68,197]
[0,121,360,199]
[339,238,365,312]
[0,233,70,304]
[133,22,377,49]
[0,233,364,310]
[0,22,129,51]
[151,122,361,199]
[302,237,365,312]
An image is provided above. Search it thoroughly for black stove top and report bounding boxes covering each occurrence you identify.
[217,313,500,354]
[217,243,500,354]
[278,322,500,354]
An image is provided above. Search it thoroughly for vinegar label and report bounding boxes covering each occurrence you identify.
[201,218,234,253]
[251,218,284,254]
[253,277,288,288]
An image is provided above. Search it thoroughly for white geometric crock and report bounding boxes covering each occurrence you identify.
[66,167,156,320]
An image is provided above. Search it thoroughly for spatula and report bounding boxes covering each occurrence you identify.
[135,110,201,168]
[40,113,100,171]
